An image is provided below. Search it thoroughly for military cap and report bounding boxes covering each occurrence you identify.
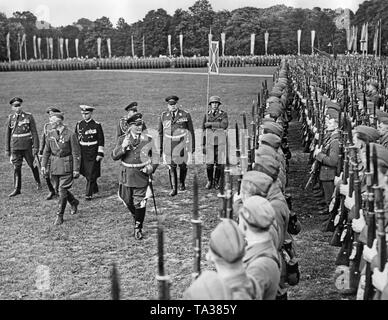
[208,95,222,105]
[367,79,378,88]
[253,155,280,181]
[376,109,388,119]
[369,143,388,169]
[326,100,341,111]
[46,106,61,114]
[260,133,281,149]
[127,112,143,125]
[165,95,179,104]
[183,270,231,300]
[354,125,380,143]
[261,117,276,124]
[310,81,317,86]
[239,195,275,229]
[79,105,95,113]
[315,87,324,93]
[241,170,273,197]
[262,122,284,137]
[269,89,283,98]
[378,117,388,125]
[125,101,138,112]
[9,97,23,105]
[326,108,339,120]
[256,144,278,159]
[267,96,281,103]
[209,219,245,263]
[49,112,64,120]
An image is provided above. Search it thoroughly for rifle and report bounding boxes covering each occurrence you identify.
[235,122,242,195]
[224,135,233,219]
[111,263,120,300]
[242,113,250,172]
[191,172,201,280]
[251,101,257,153]
[363,141,377,300]
[156,215,170,300]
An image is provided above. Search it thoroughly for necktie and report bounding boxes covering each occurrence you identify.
[172,112,175,121]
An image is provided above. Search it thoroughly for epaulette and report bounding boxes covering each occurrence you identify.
[95,121,100,124]
[24,111,31,115]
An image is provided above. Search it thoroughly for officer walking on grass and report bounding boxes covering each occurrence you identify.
[5,97,41,197]
[41,112,81,225]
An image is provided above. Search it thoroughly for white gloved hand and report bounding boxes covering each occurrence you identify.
[352,214,366,233]
[344,194,355,210]
[339,183,349,196]
[372,263,388,292]
[363,239,378,263]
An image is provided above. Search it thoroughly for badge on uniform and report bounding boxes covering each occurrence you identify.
[163,120,171,129]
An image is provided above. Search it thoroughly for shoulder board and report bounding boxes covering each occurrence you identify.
[24,111,31,115]
[95,121,100,124]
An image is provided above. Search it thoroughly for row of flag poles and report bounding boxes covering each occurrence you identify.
[4,23,383,61]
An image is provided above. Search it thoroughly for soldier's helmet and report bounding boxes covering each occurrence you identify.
[208,95,221,105]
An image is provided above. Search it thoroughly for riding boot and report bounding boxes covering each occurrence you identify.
[134,207,146,240]
[54,194,67,225]
[93,180,99,194]
[67,191,79,215]
[205,165,214,189]
[9,168,22,197]
[45,177,57,200]
[214,165,224,190]
[179,165,187,191]
[32,166,42,190]
[169,167,178,197]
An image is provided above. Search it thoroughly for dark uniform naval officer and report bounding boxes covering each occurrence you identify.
[76,105,105,200]
[41,112,81,225]
[111,113,158,240]
[116,102,146,140]
[39,106,61,200]
[158,95,195,196]
[5,97,41,197]
[202,95,228,189]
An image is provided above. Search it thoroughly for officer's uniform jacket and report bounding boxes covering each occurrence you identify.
[158,108,195,155]
[315,130,340,181]
[5,110,39,152]
[202,109,228,151]
[39,122,53,155]
[42,126,81,176]
[76,118,104,179]
[111,133,157,188]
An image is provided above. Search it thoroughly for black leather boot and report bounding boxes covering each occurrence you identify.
[32,166,42,190]
[214,165,224,190]
[205,165,214,189]
[67,191,79,215]
[179,165,187,191]
[9,168,21,197]
[134,207,146,240]
[45,177,57,200]
[169,167,178,197]
[54,195,67,225]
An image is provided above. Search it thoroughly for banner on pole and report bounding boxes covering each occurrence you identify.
[6,32,11,62]
[264,31,269,55]
[22,34,27,60]
[33,35,37,59]
[250,33,255,55]
[37,37,41,59]
[208,40,219,74]
[49,37,53,59]
[75,38,79,58]
[107,38,111,58]
[97,37,101,58]
[59,37,64,59]
[311,30,315,55]
[65,38,69,58]
[297,29,302,55]
[221,32,226,56]
[179,34,183,57]
[142,35,145,57]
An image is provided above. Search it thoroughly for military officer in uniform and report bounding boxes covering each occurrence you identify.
[76,105,105,200]
[116,102,146,140]
[111,113,158,240]
[5,97,41,197]
[41,112,81,225]
[39,106,61,200]
[158,95,195,196]
[202,95,228,189]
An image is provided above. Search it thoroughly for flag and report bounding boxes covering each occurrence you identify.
[6,32,11,62]
[221,32,226,56]
[49,37,53,59]
[353,25,358,52]
[131,35,134,57]
[142,35,145,57]
[17,33,22,60]
[209,40,219,74]
[311,30,315,55]
[264,31,269,55]
[365,22,368,55]
[37,37,41,59]
[250,34,255,55]
[167,34,171,56]
[97,37,101,58]
[373,21,379,55]
[346,27,352,51]
[22,34,27,60]
[46,37,49,59]
[297,29,302,55]
[360,23,366,52]
[179,34,183,57]
[107,38,111,58]
[208,29,212,48]
[59,37,64,59]
[75,38,79,58]
[65,38,69,58]
[33,35,37,59]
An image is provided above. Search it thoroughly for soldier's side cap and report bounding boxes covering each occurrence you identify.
[369,143,388,169]
[182,270,231,300]
[239,195,275,229]
[378,117,388,125]
[326,101,341,111]
[125,101,138,111]
[10,97,23,105]
[209,219,245,263]
[165,95,179,104]
[376,109,388,119]
[315,87,324,93]
[267,96,281,103]
[367,79,378,87]
[261,133,282,149]
[261,117,276,124]
[326,108,339,120]
[354,125,380,143]
[255,144,278,159]
[208,95,222,105]
[80,105,96,113]
[49,112,64,120]
[127,112,143,125]
[46,106,61,114]
[241,170,273,197]
[253,155,280,181]
[262,122,284,137]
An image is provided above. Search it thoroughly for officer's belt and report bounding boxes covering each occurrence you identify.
[80,141,98,146]
[164,133,187,140]
[121,160,151,168]
[12,132,32,138]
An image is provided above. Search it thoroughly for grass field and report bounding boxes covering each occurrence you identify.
[0,67,345,300]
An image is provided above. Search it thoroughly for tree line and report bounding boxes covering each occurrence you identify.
[0,0,386,61]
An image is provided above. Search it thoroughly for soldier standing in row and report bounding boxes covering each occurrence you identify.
[39,106,61,200]
[41,112,81,225]
[76,105,105,200]
[5,97,41,197]
[111,113,158,240]
[158,95,195,196]
[116,102,146,140]
[202,96,228,190]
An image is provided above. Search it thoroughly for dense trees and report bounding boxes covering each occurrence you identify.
[0,0,386,61]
